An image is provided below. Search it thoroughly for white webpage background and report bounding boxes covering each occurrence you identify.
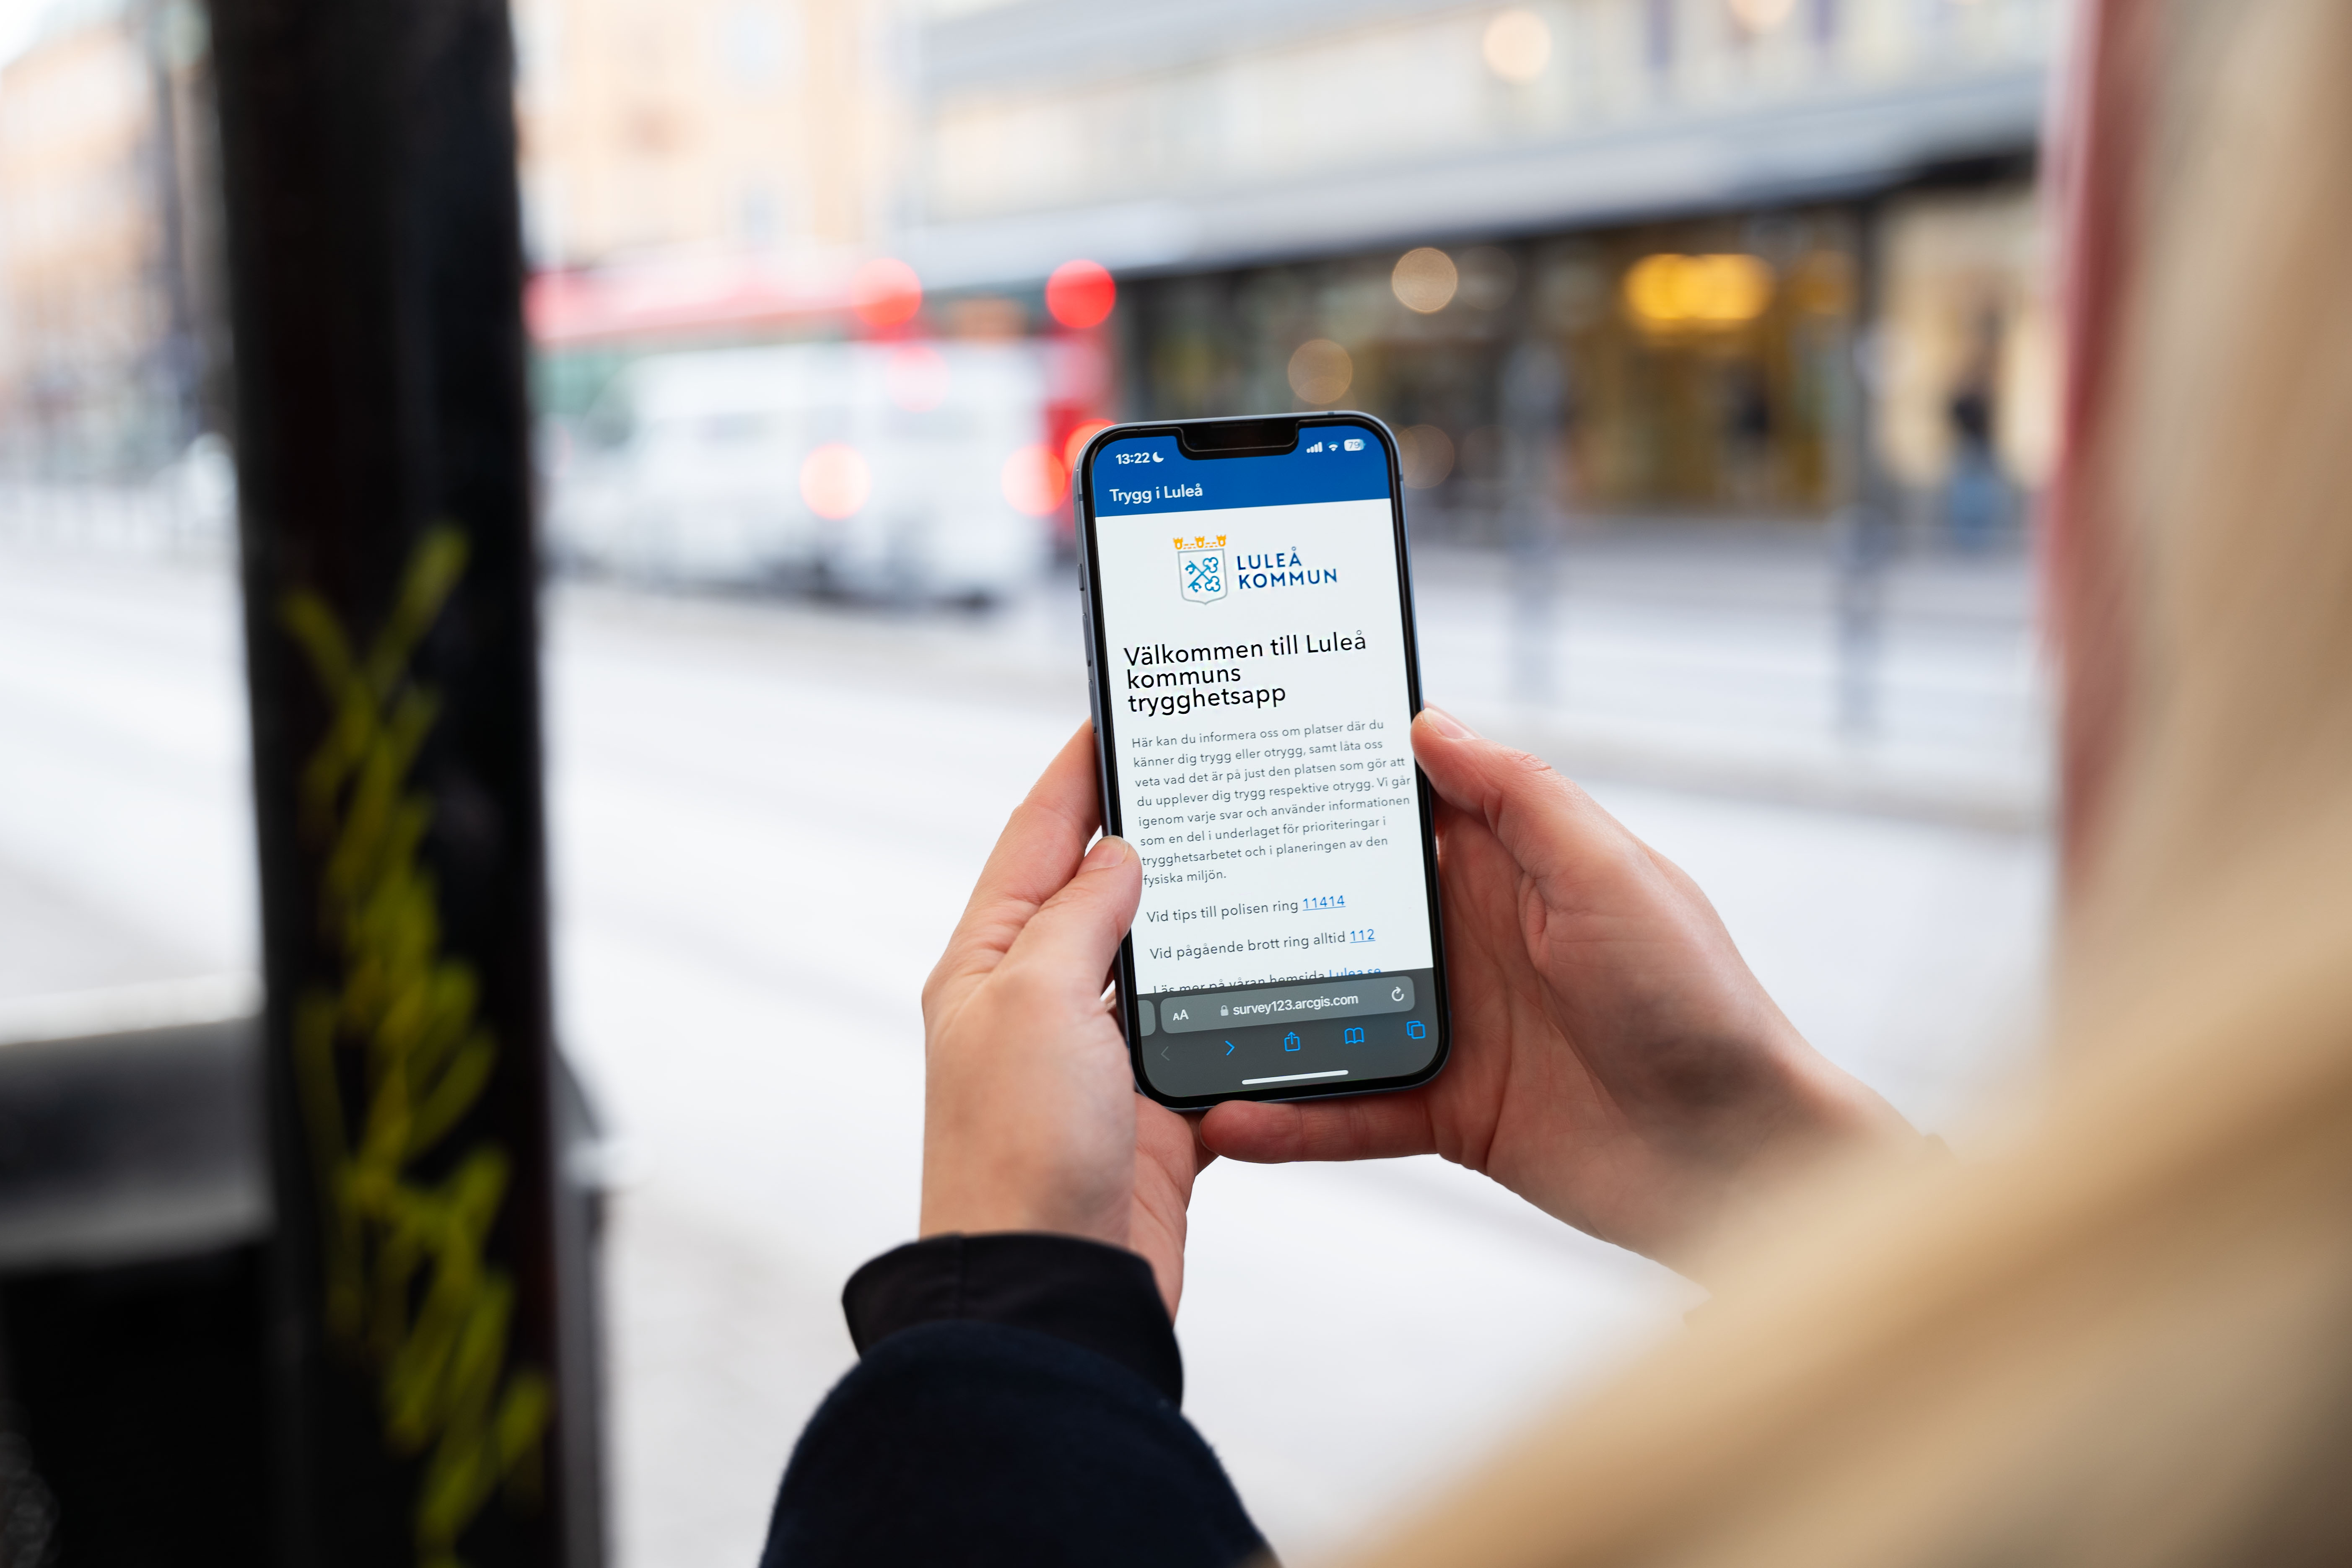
[1095,496,1434,995]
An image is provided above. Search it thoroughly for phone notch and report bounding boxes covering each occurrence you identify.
[1175,417,1300,459]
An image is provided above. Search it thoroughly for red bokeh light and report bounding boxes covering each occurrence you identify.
[851,258,923,329]
[801,443,872,519]
[1045,259,1116,329]
[1001,445,1069,517]
[1063,419,1113,470]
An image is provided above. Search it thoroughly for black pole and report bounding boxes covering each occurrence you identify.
[205,0,594,1564]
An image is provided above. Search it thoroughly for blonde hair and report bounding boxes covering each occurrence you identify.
[1329,1,2352,1563]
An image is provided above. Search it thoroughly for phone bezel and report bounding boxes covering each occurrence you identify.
[1072,412,1452,1109]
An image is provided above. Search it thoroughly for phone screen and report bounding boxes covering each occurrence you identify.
[1076,419,1447,1106]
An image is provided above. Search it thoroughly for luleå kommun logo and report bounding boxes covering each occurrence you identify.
[1175,534,1227,603]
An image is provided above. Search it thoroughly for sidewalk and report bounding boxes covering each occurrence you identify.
[1409,524,2050,830]
[563,518,2052,832]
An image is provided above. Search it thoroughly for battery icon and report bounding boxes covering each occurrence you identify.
[1342,438,1364,451]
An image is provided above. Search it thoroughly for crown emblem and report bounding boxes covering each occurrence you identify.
[1172,535,1227,550]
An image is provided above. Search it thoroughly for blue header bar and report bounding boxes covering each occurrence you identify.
[1088,423,1393,517]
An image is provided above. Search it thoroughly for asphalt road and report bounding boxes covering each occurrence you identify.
[0,535,2051,1565]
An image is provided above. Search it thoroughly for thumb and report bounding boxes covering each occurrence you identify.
[1410,708,1631,898]
[999,835,1144,997]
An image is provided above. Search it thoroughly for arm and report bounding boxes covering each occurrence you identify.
[912,721,1209,1313]
[764,1237,1263,1568]
[1203,708,1916,1277]
[762,723,1265,1567]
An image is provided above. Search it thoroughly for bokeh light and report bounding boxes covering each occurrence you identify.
[1727,0,1797,31]
[1392,248,1459,314]
[1063,419,1114,469]
[851,258,923,329]
[800,443,872,518]
[1001,444,1069,516]
[1623,253,1776,328]
[1287,339,1354,404]
[1045,259,1117,329]
[1483,10,1552,83]
[1397,425,1455,489]
[885,342,950,410]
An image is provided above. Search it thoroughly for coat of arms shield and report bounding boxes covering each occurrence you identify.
[1175,535,1227,603]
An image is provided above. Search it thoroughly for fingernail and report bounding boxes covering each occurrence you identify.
[1085,835,1130,869]
[1418,706,1477,740]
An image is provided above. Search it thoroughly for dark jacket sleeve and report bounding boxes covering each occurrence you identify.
[760,1234,1268,1568]
[842,1232,1188,1401]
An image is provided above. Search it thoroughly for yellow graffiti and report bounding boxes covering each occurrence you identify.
[283,525,552,1568]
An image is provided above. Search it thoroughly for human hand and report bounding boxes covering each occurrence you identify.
[1201,709,1913,1276]
[919,722,1213,1316]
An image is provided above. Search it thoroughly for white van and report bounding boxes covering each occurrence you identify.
[544,340,1052,601]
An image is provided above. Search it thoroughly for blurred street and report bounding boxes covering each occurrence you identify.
[0,528,2050,1565]
[0,0,2094,1556]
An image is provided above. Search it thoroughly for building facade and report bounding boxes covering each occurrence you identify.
[513,0,902,269]
[0,0,209,479]
[902,0,2064,528]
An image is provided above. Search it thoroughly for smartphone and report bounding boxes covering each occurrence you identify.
[1073,413,1450,1108]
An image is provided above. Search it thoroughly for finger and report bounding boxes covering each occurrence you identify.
[941,723,1102,969]
[998,834,1143,1003]
[1137,1099,1217,1179]
[1411,708,1639,905]
[1198,1090,1438,1165]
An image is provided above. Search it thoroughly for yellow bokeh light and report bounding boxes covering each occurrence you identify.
[1392,247,1459,314]
[1727,0,1797,31]
[1288,339,1354,404]
[1483,9,1552,84]
[1623,253,1777,329]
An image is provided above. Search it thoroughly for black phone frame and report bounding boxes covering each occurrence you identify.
[1072,412,1452,1109]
